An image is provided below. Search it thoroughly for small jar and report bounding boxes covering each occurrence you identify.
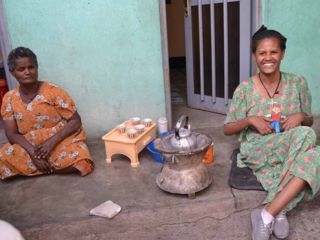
[158,117,168,134]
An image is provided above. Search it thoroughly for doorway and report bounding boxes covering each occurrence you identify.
[164,0,260,118]
[166,1,187,108]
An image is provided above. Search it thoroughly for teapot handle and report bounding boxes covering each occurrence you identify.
[175,115,189,140]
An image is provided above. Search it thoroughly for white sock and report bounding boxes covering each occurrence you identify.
[261,208,274,225]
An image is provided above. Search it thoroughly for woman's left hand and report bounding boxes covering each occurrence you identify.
[281,113,305,131]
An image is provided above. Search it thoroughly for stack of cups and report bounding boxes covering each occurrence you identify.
[157,117,168,135]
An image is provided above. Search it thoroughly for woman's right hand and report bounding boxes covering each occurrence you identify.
[247,116,273,135]
[27,146,52,174]
[32,157,52,174]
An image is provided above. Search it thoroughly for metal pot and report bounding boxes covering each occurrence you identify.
[154,115,213,197]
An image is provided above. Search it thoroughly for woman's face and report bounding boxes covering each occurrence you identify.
[11,57,38,86]
[253,37,285,76]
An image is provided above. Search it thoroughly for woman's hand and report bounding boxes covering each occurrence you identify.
[27,146,52,174]
[247,116,273,135]
[281,113,305,131]
[3,119,53,174]
[32,157,52,174]
[30,112,81,168]
[35,138,57,160]
[224,115,273,136]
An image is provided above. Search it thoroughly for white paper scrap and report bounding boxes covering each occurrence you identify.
[90,200,121,218]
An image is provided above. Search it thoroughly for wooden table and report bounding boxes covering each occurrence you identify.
[102,121,157,167]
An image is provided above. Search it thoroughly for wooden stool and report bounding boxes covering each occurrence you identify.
[102,121,157,167]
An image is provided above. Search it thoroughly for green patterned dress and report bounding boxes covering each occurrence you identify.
[225,72,320,212]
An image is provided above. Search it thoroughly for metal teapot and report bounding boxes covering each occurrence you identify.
[170,115,197,152]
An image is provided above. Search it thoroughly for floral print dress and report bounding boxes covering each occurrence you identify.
[0,82,93,179]
[225,72,320,212]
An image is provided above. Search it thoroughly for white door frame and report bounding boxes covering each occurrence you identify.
[159,0,172,129]
[159,0,261,122]
[0,0,16,90]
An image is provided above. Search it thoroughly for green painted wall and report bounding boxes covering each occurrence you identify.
[3,0,166,138]
[262,0,320,115]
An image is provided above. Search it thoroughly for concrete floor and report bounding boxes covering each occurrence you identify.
[2,106,320,240]
[0,105,261,239]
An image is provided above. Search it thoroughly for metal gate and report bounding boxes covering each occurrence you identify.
[185,0,251,113]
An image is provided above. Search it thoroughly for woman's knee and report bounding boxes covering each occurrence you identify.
[296,126,316,145]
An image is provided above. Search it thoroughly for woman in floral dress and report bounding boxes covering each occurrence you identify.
[224,26,320,240]
[0,47,94,179]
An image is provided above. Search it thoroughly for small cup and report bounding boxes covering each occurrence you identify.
[135,124,145,134]
[127,127,138,138]
[116,124,126,134]
[142,118,152,127]
[130,117,141,125]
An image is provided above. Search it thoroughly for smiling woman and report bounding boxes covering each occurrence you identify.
[0,47,94,179]
[224,26,320,240]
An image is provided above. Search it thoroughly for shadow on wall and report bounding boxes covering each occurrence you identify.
[312,116,320,145]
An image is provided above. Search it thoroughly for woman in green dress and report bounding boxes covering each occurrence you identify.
[224,26,320,240]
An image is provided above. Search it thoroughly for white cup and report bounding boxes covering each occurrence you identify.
[135,124,145,134]
[130,117,140,125]
[116,124,126,133]
[127,127,138,138]
[142,118,152,127]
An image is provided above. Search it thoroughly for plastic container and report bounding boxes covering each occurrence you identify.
[147,131,172,164]
[202,143,214,164]
[147,141,164,164]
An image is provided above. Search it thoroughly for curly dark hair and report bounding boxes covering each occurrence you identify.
[7,47,38,72]
[251,25,287,53]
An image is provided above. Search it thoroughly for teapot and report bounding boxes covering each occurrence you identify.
[170,115,197,152]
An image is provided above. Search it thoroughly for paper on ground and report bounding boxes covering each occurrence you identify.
[90,200,121,218]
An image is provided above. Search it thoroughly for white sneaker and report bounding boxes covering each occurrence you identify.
[273,211,289,239]
[251,208,273,240]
